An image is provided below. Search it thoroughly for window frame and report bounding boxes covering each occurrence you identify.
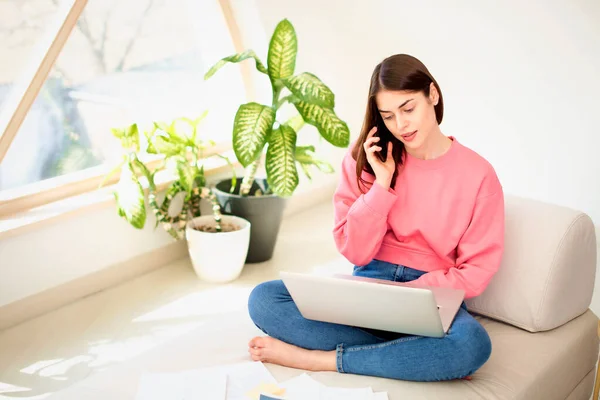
[0,0,253,218]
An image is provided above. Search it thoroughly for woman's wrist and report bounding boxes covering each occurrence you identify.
[375,177,391,190]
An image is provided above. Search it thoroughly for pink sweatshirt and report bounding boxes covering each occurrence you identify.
[333,137,504,299]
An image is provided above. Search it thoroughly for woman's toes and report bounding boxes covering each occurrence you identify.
[252,336,269,348]
[249,347,262,356]
[249,336,268,349]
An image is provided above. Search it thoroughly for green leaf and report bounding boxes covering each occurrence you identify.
[145,120,189,154]
[295,145,335,179]
[283,73,334,108]
[293,101,350,147]
[115,163,146,229]
[145,140,157,154]
[194,164,206,188]
[283,114,305,133]
[267,19,297,80]
[154,121,169,131]
[165,120,189,146]
[232,103,275,167]
[111,123,140,150]
[131,124,141,152]
[132,158,155,192]
[111,127,125,139]
[266,125,298,197]
[177,160,196,195]
[299,162,312,180]
[181,110,209,145]
[148,130,186,157]
[204,50,267,80]
[99,159,125,189]
[295,145,315,154]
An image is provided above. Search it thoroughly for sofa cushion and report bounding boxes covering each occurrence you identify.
[466,195,597,332]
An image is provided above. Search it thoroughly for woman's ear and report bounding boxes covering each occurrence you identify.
[429,82,439,106]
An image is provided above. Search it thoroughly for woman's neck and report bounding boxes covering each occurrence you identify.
[406,128,452,160]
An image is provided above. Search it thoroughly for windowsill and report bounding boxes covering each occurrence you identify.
[0,155,341,241]
[0,152,240,240]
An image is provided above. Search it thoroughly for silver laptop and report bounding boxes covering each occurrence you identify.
[280,271,465,338]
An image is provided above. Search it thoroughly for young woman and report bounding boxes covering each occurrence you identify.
[246,54,505,382]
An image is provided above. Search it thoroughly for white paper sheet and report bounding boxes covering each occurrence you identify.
[279,373,388,400]
[135,362,388,400]
[222,361,278,400]
[279,373,322,399]
[320,385,373,400]
[135,368,227,400]
[135,361,277,400]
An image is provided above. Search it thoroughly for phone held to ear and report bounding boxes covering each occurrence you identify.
[374,121,389,162]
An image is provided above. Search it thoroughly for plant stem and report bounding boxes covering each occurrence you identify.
[240,159,260,196]
[200,187,222,232]
[272,81,283,109]
[275,95,294,110]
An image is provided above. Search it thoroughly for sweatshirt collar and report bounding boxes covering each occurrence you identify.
[403,136,459,170]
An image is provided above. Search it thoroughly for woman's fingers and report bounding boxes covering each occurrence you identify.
[363,136,380,151]
[367,126,377,139]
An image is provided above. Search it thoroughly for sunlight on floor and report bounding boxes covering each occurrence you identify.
[20,359,64,375]
[132,285,254,323]
[0,381,30,394]
[7,284,258,400]
[0,382,52,400]
[87,321,206,368]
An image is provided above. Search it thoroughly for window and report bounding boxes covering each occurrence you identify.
[0,1,62,114]
[0,0,250,215]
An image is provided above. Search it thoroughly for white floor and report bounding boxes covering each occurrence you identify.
[0,201,351,399]
[0,201,598,399]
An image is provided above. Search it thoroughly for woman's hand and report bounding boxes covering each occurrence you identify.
[363,127,395,189]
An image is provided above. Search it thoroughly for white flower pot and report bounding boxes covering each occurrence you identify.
[185,215,251,283]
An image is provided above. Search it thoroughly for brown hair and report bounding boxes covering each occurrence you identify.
[352,54,444,192]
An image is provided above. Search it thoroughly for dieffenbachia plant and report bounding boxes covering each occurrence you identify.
[204,18,350,197]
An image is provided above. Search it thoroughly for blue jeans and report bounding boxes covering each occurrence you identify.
[247,259,492,381]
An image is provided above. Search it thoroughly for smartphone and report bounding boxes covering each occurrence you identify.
[374,119,390,162]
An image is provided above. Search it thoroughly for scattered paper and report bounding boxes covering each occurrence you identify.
[279,373,321,399]
[278,373,388,400]
[245,382,286,400]
[222,361,278,400]
[135,362,388,400]
[320,385,374,400]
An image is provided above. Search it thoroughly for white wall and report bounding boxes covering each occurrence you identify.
[0,203,174,306]
[2,0,600,314]
[248,0,600,314]
[250,0,600,224]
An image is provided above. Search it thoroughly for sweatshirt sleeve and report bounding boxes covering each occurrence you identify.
[410,171,505,299]
[332,150,397,266]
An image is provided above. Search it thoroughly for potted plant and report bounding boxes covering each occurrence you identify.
[204,18,350,263]
[105,115,251,283]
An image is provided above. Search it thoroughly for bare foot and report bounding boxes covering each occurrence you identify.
[248,336,336,372]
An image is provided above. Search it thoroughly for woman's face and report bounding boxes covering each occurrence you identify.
[375,83,439,150]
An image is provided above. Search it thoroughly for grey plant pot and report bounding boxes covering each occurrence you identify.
[213,178,288,263]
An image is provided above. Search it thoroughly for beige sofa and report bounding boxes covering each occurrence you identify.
[280,194,599,399]
[46,194,599,399]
